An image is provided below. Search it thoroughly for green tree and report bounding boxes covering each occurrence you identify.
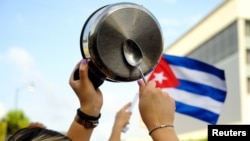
[3,110,30,136]
[0,120,7,141]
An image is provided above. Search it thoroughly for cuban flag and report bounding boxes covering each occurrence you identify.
[147,54,227,125]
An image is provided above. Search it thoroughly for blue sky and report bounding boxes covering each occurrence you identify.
[0,0,224,140]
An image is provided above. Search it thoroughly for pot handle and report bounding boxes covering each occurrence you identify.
[73,61,106,89]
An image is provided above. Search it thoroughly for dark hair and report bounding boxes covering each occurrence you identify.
[7,127,71,141]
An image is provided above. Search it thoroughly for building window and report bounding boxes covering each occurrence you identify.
[246,49,250,64]
[246,20,250,37]
[247,77,250,94]
[246,20,250,48]
[187,21,238,64]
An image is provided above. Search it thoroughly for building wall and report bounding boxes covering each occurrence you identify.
[187,21,238,64]
[165,0,238,56]
[164,0,250,139]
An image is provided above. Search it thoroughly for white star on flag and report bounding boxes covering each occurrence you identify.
[152,71,167,84]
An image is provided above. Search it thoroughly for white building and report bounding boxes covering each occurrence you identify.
[165,0,250,140]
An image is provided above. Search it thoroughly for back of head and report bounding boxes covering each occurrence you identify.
[7,127,71,141]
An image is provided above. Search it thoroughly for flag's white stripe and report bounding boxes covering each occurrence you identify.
[169,65,226,91]
[162,88,223,114]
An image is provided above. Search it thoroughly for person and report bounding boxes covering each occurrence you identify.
[6,127,71,141]
[6,59,179,141]
[108,102,132,141]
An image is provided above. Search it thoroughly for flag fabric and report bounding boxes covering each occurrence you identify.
[147,54,227,125]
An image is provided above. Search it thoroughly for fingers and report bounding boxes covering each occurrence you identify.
[147,80,156,87]
[122,102,132,110]
[69,60,81,86]
[29,122,46,129]
[137,80,145,87]
[69,59,93,92]
[137,80,145,95]
[138,80,156,96]
[79,59,89,84]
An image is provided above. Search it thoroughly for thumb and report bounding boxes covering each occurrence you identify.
[137,80,145,95]
[79,59,90,85]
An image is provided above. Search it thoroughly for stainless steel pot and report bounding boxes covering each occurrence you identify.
[77,2,164,88]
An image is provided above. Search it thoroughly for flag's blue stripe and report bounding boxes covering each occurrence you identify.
[163,54,225,80]
[175,101,219,125]
[176,79,226,102]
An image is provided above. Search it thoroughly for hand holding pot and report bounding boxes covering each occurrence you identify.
[73,60,106,89]
[70,59,103,115]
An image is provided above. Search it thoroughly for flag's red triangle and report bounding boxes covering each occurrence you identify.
[148,56,179,88]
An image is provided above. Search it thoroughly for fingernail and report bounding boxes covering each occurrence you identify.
[137,80,141,86]
[81,59,87,64]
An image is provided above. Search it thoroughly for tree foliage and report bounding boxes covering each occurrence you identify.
[2,110,30,135]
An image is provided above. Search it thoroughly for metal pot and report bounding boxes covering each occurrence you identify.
[78,2,163,88]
